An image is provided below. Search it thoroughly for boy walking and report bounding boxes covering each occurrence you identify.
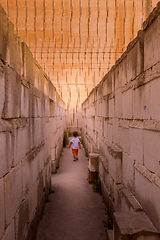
[69,131,81,161]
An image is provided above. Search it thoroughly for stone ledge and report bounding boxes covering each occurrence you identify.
[143,2,160,31]
[114,212,160,239]
[99,155,108,171]
[121,187,143,212]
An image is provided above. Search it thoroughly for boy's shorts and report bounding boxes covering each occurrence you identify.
[72,149,78,155]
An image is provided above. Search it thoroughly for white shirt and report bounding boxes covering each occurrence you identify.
[70,137,80,149]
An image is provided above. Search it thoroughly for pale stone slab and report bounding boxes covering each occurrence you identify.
[144,15,160,71]
[109,97,114,118]
[144,130,160,177]
[129,128,143,164]
[133,82,151,120]
[0,131,14,178]
[0,69,5,117]
[122,89,133,119]
[150,78,160,120]
[4,164,23,226]
[115,88,122,118]
[122,153,135,192]
[114,212,159,240]
[89,153,99,172]
[135,165,157,230]
[15,126,29,165]
[15,198,29,240]
[28,182,38,222]
[0,178,5,239]
[3,67,21,119]
[1,219,15,240]
[21,85,29,118]
[119,126,130,154]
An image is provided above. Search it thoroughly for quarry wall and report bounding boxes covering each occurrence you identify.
[0,4,65,240]
[82,2,160,235]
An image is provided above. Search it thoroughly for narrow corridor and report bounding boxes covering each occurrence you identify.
[36,145,107,240]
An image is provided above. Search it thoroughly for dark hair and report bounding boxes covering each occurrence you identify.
[73,131,78,137]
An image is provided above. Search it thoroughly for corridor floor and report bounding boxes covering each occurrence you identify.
[36,145,107,240]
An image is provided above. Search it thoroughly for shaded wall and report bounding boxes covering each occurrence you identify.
[0,4,65,240]
[82,2,160,233]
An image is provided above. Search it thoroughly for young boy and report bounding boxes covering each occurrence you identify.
[69,131,81,161]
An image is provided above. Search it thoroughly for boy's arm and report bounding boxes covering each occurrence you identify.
[78,142,81,149]
[69,142,72,148]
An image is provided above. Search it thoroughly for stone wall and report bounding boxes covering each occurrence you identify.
[82,2,160,235]
[0,5,65,240]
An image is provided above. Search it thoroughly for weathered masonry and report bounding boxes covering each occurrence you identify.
[0,5,65,240]
[82,3,160,239]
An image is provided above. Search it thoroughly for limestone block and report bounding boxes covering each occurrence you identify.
[0,131,14,178]
[0,178,5,239]
[120,57,128,86]
[3,67,21,119]
[152,179,160,233]
[122,153,135,192]
[119,126,130,154]
[37,173,45,204]
[87,166,98,183]
[44,97,50,117]
[144,130,160,177]
[1,219,15,240]
[115,88,122,118]
[133,83,151,120]
[21,42,34,85]
[89,153,99,172]
[135,164,158,230]
[107,142,122,184]
[15,198,29,240]
[107,122,113,143]
[21,85,29,118]
[109,97,115,118]
[144,16,160,71]
[112,118,120,146]
[104,119,108,139]
[7,32,22,75]
[0,69,5,117]
[127,38,143,82]
[129,128,143,164]
[34,118,42,147]
[28,182,38,222]
[4,164,22,226]
[22,150,42,198]
[0,5,13,62]
[114,212,159,240]
[122,89,133,119]
[15,126,29,165]
[150,78,160,120]
[102,95,109,118]
[97,82,103,100]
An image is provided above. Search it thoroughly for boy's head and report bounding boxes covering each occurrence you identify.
[73,131,78,137]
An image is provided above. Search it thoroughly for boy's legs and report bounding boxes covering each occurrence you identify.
[75,149,78,160]
[72,149,76,161]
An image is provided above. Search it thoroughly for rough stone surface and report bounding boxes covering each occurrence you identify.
[114,212,159,239]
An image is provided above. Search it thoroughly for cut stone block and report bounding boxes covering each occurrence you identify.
[89,153,99,172]
[0,178,5,239]
[114,212,160,240]
[3,67,21,119]
[15,199,29,240]
[4,164,23,226]
[129,128,143,164]
[0,131,14,178]
[88,166,98,183]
